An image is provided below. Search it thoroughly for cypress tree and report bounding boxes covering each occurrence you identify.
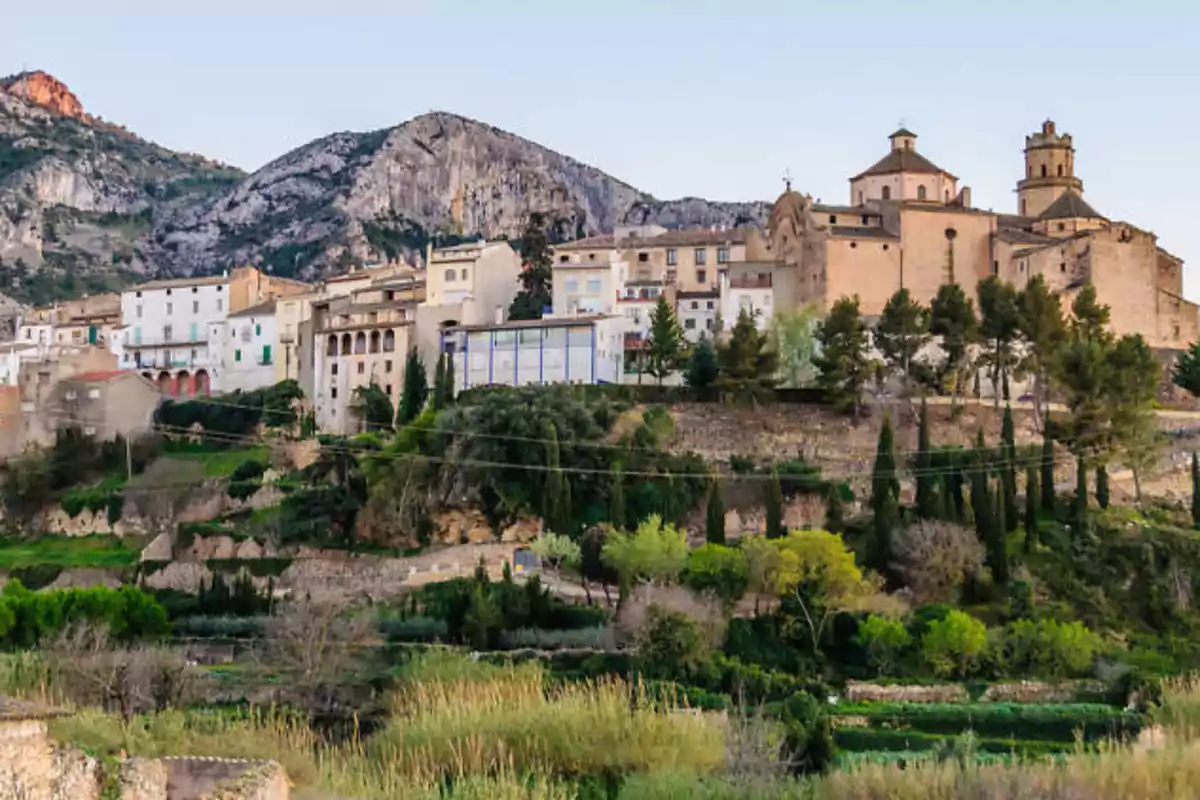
[824,483,846,534]
[1192,453,1200,529]
[1041,425,1056,513]
[543,423,566,534]
[432,353,447,411]
[765,467,784,539]
[992,479,1010,585]
[970,430,990,535]
[1001,406,1019,531]
[1024,465,1038,554]
[443,351,456,406]
[1072,454,1088,533]
[870,415,900,568]
[1096,464,1110,510]
[915,399,938,519]
[940,470,957,523]
[705,479,726,544]
[610,463,626,530]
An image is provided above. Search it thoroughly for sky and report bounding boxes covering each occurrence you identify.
[7,0,1200,295]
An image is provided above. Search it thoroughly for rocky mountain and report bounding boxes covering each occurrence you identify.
[0,71,768,294]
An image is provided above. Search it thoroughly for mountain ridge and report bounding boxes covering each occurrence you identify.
[0,71,768,297]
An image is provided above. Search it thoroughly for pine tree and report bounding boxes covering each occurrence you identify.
[1096,465,1110,510]
[646,295,686,385]
[765,467,784,539]
[870,415,900,569]
[717,309,779,401]
[432,352,447,411]
[874,288,930,389]
[684,335,720,392]
[1192,453,1200,529]
[396,347,429,425]
[610,463,626,530]
[915,398,938,519]
[930,283,979,402]
[814,295,871,417]
[1001,405,1018,531]
[1024,465,1038,554]
[705,479,726,544]
[509,212,554,320]
[1040,426,1056,513]
[1174,341,1200,397]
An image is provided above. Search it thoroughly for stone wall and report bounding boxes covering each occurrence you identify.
[0,719,55,800]
[116,756,289,800]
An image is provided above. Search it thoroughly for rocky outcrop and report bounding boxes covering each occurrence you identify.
[1,72,85,120]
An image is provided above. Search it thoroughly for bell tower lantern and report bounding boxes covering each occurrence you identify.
[1017,119,1084,218]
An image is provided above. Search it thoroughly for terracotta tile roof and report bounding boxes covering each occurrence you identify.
[889,127,918,139]
[1038,191,1104,221]
[228,300,277,318]
[132,274,228,291]
[851,149,956,182]
[555,227,752,252]
[995,228,1056,245]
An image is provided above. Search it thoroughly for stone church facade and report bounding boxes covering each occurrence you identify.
[766,120,1197,351]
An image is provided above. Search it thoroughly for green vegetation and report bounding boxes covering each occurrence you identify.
[0,535,140,570]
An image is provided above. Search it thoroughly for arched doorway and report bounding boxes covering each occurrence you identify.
[176,370,192,398]
[194,369,211,397]
[156,371,173,395]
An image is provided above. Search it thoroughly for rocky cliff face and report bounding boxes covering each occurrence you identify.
[0,73,768,295]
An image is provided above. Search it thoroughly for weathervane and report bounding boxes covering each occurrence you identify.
[782,168,793,192]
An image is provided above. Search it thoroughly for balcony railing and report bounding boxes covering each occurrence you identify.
[729,275,773,289]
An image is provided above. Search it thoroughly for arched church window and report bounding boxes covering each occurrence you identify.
[917,185,927,200]
[881,186,891,200]
[1057,164,1064,177]
[1041,164,1047,178]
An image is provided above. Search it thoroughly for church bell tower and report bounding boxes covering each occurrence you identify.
[1017,119,1084,218]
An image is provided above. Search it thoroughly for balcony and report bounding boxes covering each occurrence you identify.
[729,275,772,289]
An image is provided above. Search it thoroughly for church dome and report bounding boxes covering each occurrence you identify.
[768,189,809,239]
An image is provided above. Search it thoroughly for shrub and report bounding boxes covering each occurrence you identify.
[856,614,912,676]
[780,691,836,774]
[921,610,988,678]
[498,627,609,651]
[830,701,1143,743]
[684,543,749,607]
[0,582,168,647]
[380,616,451,643]
[1006,619,1102,678]
[637,605,713,679]
[171,615,268,639]
[891,520,984,605]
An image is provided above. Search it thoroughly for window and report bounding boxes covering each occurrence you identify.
[559,255,569,263]
[829,215,837,224]
[326,335,337,356]
[192,287,198,293]
[1057,223,1065,232]
[136,291,142,298]
[136,305,143,319]
[163,324,173,341]
[586,278,601,293]
[684,318,696,330]
[444,268,455,281]
[637,252,649,263]
[166,302,173,314]
[192,301,199,313]
[565,279,579,293]
[341,333,352,355]
[255,324,261,336]
[717,246,729,263]
[1021,199,1027,216]
[262,345,271,364]
[354,332,366,354]
[1057,164,1064,177]
[850,242,857,249]
[706,318,714,330]
[862,215,870,225]
[706,300,715,310]
[65,390,77,400]
[216,285,223,292]
[385,384,392,395]
[857,191,864,204]
[385,290,395,301]
[331,387,337,399]
[332,363,338,375]
[191,348,197,360]
[166,289,172,296]
[383,330,396,352]
[216,299,223,311]
[461,268,468,281]
[385,359,393,373]
[882,244,890,251]
[881,186,891,200]
[235,349,242,362]
[917,185,927,200]
[690,301,699,310]
[370,331,381,353]
[1041,164,1047,177]
[84,426,96,436]
[694,248,708,265]
[1060,262,1067,272]
[189,322,199,341]
[87,388,100,400]
[666,248,677,266]
[697,269,707,284]
[587,252,596,261]
[357,362,365,374]
[945,190,950,202]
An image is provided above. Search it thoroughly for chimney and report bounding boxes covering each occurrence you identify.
[494,305,504,325]
[960,186,972,207]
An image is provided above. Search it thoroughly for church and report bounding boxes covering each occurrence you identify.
[764,120,1197,351]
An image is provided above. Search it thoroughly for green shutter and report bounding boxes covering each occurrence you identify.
[235,349,241,362]
[262,345,272,364]
[255,324,262,336]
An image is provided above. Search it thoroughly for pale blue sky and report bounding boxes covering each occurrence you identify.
[8,0,1200,294]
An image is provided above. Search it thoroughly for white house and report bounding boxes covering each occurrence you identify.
[550,249,627,316]
[617,280,665,343]
[121,274,229,396]
[720,262,775,331]
[217,300,278,393]
[676,290,720,343]
[442,315,624,391]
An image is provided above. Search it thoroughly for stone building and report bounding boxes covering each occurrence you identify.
[765,120,1197,350]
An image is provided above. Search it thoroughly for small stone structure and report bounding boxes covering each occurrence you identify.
[0,695,288,800]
